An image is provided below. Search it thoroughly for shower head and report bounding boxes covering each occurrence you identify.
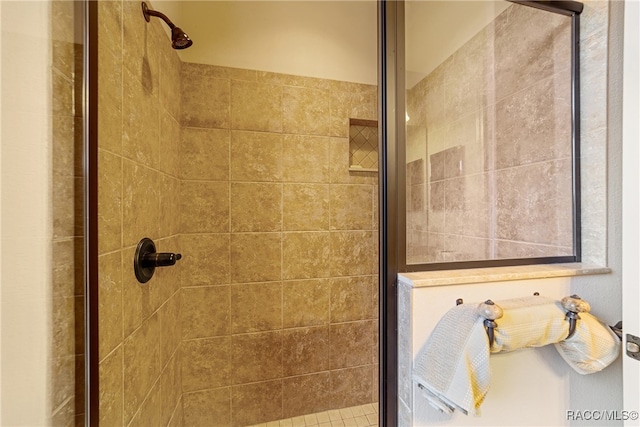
[141,2,193,50]
[170,26,192,50]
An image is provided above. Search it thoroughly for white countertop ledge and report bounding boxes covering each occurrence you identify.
[398,263,611,288]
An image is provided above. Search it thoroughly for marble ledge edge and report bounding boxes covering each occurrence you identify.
[398,263,612,288]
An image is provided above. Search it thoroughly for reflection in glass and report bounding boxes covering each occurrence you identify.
[405,1,575,265]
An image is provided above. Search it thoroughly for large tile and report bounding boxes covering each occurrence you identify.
[51,354,75,413]
[231,380,283,426]
[283,184,330,231]
[123,313,161,424]
[230,130,283,182]
[97,46,122,156]
[122,0,160,95]
[122,66,160,169]
[494,4,571,102]
[181,127,230,181]
[183,388,231,427]
[159,291,181,367]
[283,86,331,136]
[231,282,282,333]
[180,233,230,287]
[160,351,182,426]
[97,0,123,56]
[282,326,330,376]
[496,159,573,246]
[182,337,231,392]
[122,160,161,246]
[99,345,123,427]
[282,279,331,328]
[282,373,331,419]
[330,276,373,323]
[330,185,373,230]
[99,251,123,361]
[180,181,230,233]
[98,150,122,254]
[159,112,181,178]
[329,231,375,277]
[52,174,83,239]
[329,321,373,369]
[230,233,281,283]
[330,366,373,409]
[282,134,331,183]
[230,183,282,232]
[443,174,491,239]
[230,80,282,132]
[184,62,257,81]
[329,87,378,137]
[282,232,331,280]
[159,39,182,120]
[231,332,283,384]
[121,245,169,337]
[128,380,163,427]
[52,237,81,299]
[494,76,571,170]
[181,73,230,128]
[181,286,230,339]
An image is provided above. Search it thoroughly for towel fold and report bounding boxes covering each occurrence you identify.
[413,296,621,416]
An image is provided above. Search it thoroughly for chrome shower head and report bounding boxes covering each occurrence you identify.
[142,2,193,50]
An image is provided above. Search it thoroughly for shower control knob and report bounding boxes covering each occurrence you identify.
[141,252,182,268]
[134,237,182,283]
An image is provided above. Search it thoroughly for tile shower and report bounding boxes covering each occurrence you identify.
[97,1,378,425]
[406,3,575,264]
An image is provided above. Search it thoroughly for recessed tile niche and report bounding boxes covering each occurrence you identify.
[349,119,378,172]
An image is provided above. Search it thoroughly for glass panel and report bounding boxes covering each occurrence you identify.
[405,1,575,265]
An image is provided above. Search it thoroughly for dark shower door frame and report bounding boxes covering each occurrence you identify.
[84,1,397,425]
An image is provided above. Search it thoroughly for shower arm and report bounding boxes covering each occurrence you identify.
[142,2,177,29]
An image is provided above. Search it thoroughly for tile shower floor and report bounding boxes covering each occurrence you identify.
[249,403,379,427]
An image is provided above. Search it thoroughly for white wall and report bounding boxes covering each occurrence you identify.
[0,1,53,424]
[407,278,573,426]
[155,0,378,85]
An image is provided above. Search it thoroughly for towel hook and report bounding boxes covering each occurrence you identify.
[477,300,504,348]
[561,295,591,339]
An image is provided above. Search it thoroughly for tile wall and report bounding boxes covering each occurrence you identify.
[51,1,85,425]
[179,62,379,426]
[97,1,378,426]
[406,3,575,264]
[97,1,183,426]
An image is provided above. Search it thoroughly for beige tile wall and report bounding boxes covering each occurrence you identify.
[51,1,85,425]
[97,2,378,426]
[179,62,379,426]
[97,1,183,426]
[406,3,575,264]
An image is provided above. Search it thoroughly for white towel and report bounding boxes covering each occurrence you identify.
[413,304,490,416]
[413,296,620,416]
[555,312,621,374]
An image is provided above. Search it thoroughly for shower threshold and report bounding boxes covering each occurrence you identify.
[249,403,379,427]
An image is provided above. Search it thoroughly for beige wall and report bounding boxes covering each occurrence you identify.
[406,3,574,264]
[179,62,378,426]
[1,1,54,424]
[97,1,183,425]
